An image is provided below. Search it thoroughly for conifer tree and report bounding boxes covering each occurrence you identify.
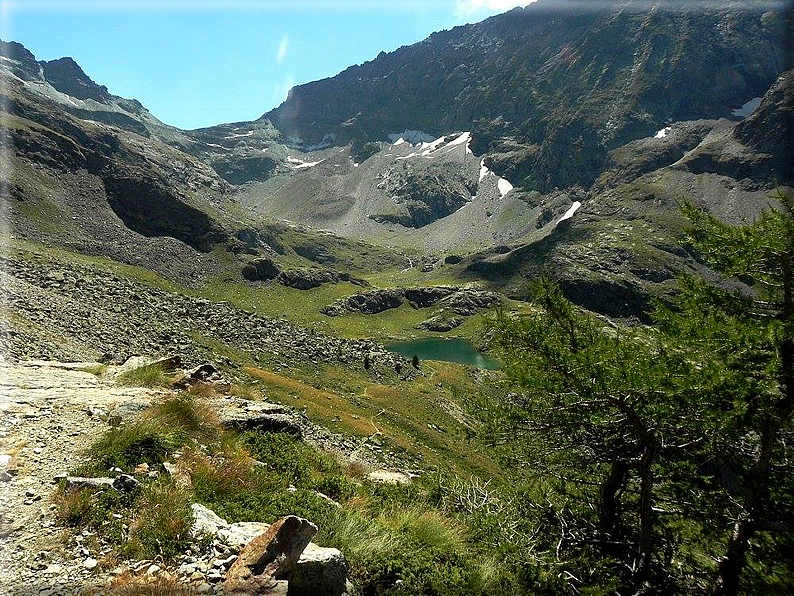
[487,191,794,594]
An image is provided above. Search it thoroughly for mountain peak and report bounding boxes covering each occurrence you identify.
[40,55,110,102]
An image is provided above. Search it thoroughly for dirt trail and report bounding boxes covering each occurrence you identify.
[0,358,160,595]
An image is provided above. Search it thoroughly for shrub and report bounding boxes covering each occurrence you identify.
[88,395,220,472]
[90,417,184,471]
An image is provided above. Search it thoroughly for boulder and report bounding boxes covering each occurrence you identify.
[192,503,229,537]
[290,544,349,596]
[243,258,281,281]
[193,505,351,594]
[225,516,318,595]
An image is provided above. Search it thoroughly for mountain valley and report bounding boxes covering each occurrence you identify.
[1,0,793,593]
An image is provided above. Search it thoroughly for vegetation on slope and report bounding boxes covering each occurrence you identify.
[481,191,794,594]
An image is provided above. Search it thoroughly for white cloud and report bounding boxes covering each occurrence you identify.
[276,34,289,64]
[455,0,536,17]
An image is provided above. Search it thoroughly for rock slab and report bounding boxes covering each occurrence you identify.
[225,516,318,595]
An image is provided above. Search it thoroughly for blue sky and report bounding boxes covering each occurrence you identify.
[1,0,532,129]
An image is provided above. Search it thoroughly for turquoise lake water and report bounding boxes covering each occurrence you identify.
[386,338,501,370]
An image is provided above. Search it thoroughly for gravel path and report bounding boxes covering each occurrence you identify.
[0,358,161,595]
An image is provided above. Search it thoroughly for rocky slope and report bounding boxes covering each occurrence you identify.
[0,248,407,378]
[262,0,787,192]
[0,40,406,287]
[3,0,793,324]
[456,70,794,317]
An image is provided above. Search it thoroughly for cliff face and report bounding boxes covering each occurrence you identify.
[265,0,788,192]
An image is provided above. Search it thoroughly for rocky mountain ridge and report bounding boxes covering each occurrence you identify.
[2,0,793,323]
[262,0,788,192]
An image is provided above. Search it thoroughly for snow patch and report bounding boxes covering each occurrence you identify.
[395,152,419,161]
[387,130,436,144]
[479,159,489,182]
[444,131,471,150]
[205,143,231,151]
[224,131,253,139]
[497,177,513,197]
[392,137,406,146]
[558,201,582,223]
[654,127,671,139]
[287,156,325,169]
[732,97,762,118]
[418,136,447,155]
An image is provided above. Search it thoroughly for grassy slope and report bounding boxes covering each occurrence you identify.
[5,237,508,478]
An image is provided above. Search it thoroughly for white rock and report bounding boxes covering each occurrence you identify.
[366,470,412,485]
[82,557,98,570]
[218,521,270,548]
[192,503,229,537]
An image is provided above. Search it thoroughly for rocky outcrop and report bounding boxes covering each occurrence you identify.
[440,289,499,316]
[214,398,303,437]
[404,286,458,308]
[371,167,475,228]
[40,56,110,102]
[242,257,282,281]
[416,314,463,332]
[321,286,499,319]
[321,289,405,316]
[211,154,279,184]
[734,69,794,184]
[242,258,369,289]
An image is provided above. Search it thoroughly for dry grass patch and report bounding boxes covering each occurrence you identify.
[123,479,192,561]
[181,438,256,496]
[229,383,261,400]
[108,573,197,595]
[244,366,374,435]
[115,365,174,388]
